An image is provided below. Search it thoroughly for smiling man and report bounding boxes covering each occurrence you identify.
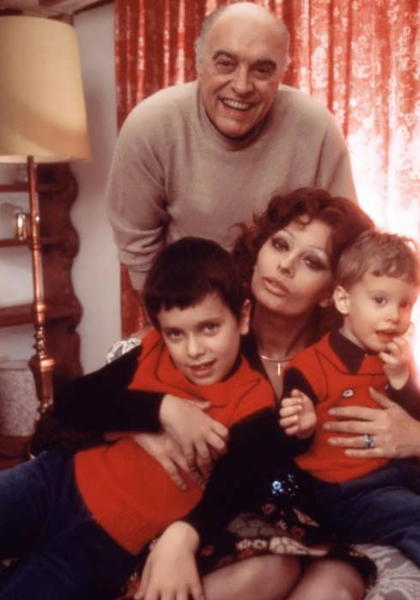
[107,2,358,295]
[195,3,287,139]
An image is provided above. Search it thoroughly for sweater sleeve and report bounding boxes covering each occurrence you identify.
[53,346,164,433]
[106,99,169,293]
[181,408,297,543]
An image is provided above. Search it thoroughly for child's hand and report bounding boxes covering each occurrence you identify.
[134,522,203,600]
[159,394,229,481]
[279,389,317,438]
[379,334,411,390]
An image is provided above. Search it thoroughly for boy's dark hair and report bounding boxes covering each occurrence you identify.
[143,237,245,329]
[337,229,420,289]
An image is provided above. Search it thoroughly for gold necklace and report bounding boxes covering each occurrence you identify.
[258,353,293,376]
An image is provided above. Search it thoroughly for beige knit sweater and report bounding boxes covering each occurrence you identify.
[106,82,357,291]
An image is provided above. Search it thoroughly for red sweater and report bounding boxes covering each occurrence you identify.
[75,329,274,554]
[285,332,389,483]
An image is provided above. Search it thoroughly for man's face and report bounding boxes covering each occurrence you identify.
[197,8,285,139]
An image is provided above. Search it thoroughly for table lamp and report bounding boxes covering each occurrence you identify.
[0,15,90,412]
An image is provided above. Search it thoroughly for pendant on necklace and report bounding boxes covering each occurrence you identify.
[258,353,292,377]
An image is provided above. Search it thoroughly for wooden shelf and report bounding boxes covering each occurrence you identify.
[0,238,27,248]
[0,235,65,249]
[0,183,59,194]
[0,164,83,395]
[0,302,78,328]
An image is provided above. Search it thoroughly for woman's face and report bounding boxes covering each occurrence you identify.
[251,218,333,317]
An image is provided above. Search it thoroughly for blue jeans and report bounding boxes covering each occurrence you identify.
[308,459,420,566]
[0,451,139,600]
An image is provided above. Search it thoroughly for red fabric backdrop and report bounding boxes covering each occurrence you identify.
[114,0,420,368]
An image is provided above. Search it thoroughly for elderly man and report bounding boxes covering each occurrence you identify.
[107,2,357,293]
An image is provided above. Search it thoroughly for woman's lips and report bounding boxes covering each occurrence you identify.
[263,277,290,297]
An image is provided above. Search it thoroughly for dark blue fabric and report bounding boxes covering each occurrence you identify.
[309,459,420,566]
[0,451,138,600]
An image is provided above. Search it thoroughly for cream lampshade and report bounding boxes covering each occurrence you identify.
[0,15,90,411]
[0,16,90,163]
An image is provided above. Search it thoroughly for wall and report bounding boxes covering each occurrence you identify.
[0,3,120,374]
[72,3,120,373]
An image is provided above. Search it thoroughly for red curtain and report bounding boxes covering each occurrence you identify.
[114,0,420,362]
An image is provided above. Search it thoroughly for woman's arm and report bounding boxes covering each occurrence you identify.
[324,386,420,459]
[179,409,289,544]
[53,346,164,433]
[52,346,228,487]
[133,410,294,600]
[54,347,228,455]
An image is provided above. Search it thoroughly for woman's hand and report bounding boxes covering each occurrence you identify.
[159,394,229,479]
[134,522,203,600]
[132,431,206,490]
[279,389,316,438]
[324,387,420,459]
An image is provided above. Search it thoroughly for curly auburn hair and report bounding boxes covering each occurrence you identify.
[232,188,374,291]
[232,187,374,339]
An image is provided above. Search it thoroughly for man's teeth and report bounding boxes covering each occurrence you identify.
[222,99,251,110]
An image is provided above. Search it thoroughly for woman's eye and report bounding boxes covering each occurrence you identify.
[304,257,325,271]
[272,238,288,251]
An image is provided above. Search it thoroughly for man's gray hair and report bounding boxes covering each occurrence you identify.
[195,2,290,76]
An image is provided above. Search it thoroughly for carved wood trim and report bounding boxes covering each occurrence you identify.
[37,164,83,390]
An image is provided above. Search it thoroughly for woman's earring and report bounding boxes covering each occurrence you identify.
[319,296,332,308]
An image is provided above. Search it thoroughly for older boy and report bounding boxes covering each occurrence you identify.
[280,230,420,564]
[0,238,277,600]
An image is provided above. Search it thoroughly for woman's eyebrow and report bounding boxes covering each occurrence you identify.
[309,246,329,255]
[277,228,294,238]
[310,247,331,266]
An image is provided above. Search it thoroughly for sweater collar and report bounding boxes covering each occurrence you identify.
[131,329,263,407]
[243,328,377,376]
[329,329,374,374]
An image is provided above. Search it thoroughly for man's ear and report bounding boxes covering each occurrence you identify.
[239,299,251,335]
[333,285,350,315]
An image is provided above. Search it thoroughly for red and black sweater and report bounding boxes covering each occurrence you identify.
[283,330,420,483]
[42,332,309,551]
[70,330,280,554]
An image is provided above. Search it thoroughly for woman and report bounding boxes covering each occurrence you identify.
[125,188,376,600]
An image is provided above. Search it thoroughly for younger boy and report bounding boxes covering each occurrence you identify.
[279,230,420,565]
[0,237,276,600]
